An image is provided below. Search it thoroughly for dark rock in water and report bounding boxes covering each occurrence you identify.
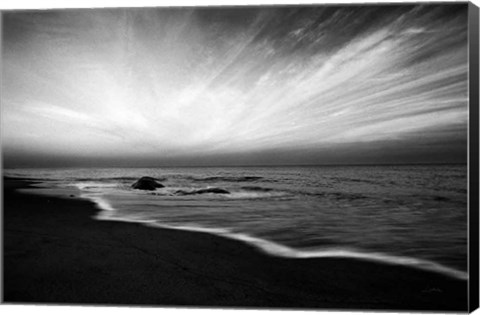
[241,186,272,192]
[132,176,165,191]
[175,187,230,195]
[196,188,230,194]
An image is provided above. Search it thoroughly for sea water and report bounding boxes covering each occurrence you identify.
[5,164,468,279]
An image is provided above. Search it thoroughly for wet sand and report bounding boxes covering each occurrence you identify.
[2,177,467,310]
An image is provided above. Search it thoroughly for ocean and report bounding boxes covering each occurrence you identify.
[4,164,468,280]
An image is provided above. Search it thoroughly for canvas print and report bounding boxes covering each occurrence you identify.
[1,3,478,312]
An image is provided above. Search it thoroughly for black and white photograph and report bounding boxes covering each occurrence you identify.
[1,0,479,313]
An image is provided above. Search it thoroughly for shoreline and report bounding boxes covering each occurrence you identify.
[3,177,468,310]
[21,176,469,281]
[95,209,468,281]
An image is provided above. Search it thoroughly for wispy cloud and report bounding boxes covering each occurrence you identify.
[1,5,468,165]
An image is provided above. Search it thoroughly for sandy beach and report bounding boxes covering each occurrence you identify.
[2,177,467,311]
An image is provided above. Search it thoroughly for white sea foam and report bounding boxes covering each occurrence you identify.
[225,191,287,199]
[69,182,120,191]
[84,194,116,212]
[151,223,468,281]
[88,195,468,281]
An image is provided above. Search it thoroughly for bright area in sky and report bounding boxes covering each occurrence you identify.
[1,5,469,167]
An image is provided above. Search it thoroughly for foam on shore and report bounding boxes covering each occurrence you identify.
[90,195,468,282]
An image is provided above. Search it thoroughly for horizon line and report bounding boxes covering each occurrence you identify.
[2,161,468,170]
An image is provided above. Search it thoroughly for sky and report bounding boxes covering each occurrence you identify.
[1,4,469,167]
